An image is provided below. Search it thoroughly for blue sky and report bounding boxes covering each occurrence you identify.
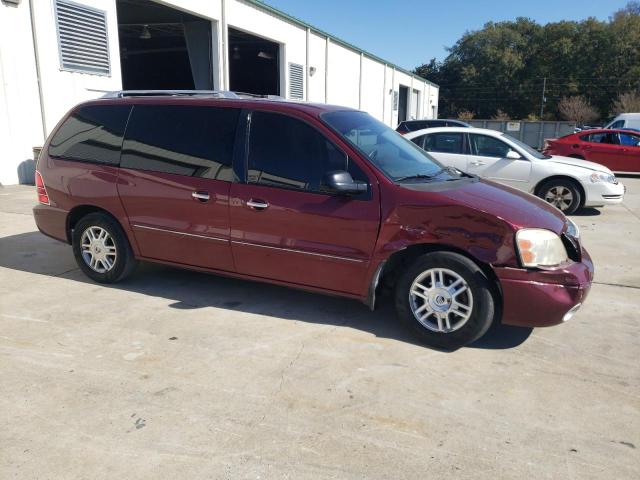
[263,0,629,70]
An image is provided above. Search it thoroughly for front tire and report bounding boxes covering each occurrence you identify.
[72,212,137,283]
[537,179,582,215]
[394,252,496,349]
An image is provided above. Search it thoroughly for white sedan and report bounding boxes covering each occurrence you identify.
[406,127,625,214]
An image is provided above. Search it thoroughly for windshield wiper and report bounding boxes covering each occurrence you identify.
[395,173,438,182]
[396,166,462,182]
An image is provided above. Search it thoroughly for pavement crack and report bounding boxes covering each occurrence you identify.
[593,281,640,290]
[621,203,640,221]
[54,267,80,277]
[278,342,305,393]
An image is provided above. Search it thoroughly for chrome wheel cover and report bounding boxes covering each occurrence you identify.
[80,226,117,273]
[409,268,474,333]
[544,186,574,211]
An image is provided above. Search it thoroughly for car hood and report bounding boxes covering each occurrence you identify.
[403,178,567,234]
[547,155,613,174]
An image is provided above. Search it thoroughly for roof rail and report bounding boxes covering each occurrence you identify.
[232,91,284,100]
[101,90,241,99]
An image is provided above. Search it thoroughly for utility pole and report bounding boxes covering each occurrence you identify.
[540,77,547,119]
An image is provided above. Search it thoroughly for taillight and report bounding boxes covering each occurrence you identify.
[35,170,50,205]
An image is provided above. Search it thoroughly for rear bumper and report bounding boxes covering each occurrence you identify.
[495,248,594,328]
[33,204,68,243]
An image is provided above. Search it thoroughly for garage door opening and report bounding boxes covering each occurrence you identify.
[116,0,215,90]
[228,27,280,96]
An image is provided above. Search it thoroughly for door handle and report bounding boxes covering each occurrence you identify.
[470,161,486,166]
[246,199,269,210]
[192,191,210,202]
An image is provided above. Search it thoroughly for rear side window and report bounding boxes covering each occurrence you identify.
[407,121,430,132]
[585,132,619,145]
[469,134,510,157]
[424,132,464,154]
[121,105,239,180]
[48,104,131,165]
[248,111,346,192]
[411,135,426,148]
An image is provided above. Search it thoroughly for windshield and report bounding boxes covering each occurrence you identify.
[502,133,550,159]
[322,111,463,182]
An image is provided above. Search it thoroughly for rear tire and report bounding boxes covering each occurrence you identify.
[72,212,137,283]
[537,178,582,215]
[394,252,496,350]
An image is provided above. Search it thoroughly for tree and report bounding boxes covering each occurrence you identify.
[613,1,640,19]
[612,91,640,114]
[558,96,599,124]
[492,109,510,120]
[414,3,640,120]
[457,110,475,120]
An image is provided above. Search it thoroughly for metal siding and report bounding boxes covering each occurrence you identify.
[55,0,110,75]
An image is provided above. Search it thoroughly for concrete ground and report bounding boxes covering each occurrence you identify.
[1,180,638,480]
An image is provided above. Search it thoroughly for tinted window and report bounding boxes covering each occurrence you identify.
[406,121,431,131]
[121,105,239,180]
[610,120,624,129]
[424,132,464,154]
[445,120,469,127]
[411,135,426,148]
[587,132,619,145]
[619,133,640,147]
[48,105,131,165]
[248,111,348,192]
[469,134,511,157]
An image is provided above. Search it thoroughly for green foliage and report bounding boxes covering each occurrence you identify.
[415,3,640,121]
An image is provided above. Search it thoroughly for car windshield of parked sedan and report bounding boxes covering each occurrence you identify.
[322,111,463,182]
[502,133,551,159]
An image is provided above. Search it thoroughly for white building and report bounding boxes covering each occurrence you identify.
[0,0,439,185]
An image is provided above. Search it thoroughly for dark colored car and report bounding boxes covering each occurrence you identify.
[33,92,593,349]
[544,129,640,174]
[396,119,471,135]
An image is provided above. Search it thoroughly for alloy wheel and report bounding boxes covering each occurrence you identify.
[80,226,117,273]
[409,268,474,333]
[544,186,574,211]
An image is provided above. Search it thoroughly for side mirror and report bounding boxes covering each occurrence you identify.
[322,171,368,195]
[506,149,522,160]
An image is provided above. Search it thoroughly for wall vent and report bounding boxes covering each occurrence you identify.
[55,0,110,75]
[288,63,304,100]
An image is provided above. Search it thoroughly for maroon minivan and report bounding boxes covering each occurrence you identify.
[33,91,593,349]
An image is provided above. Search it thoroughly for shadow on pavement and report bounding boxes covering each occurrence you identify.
[571,207,601,217]
[1,230,533,351]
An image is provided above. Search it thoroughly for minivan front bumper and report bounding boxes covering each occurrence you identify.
[495,248,594,328]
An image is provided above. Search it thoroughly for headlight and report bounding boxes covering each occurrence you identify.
[566,218,580,239]
[590,172,617,184]
[516,229,568,268]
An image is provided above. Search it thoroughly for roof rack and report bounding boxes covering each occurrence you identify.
[233,91,284,100]
[101,90,241,99]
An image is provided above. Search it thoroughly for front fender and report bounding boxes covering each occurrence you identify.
[363,203,518,308]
